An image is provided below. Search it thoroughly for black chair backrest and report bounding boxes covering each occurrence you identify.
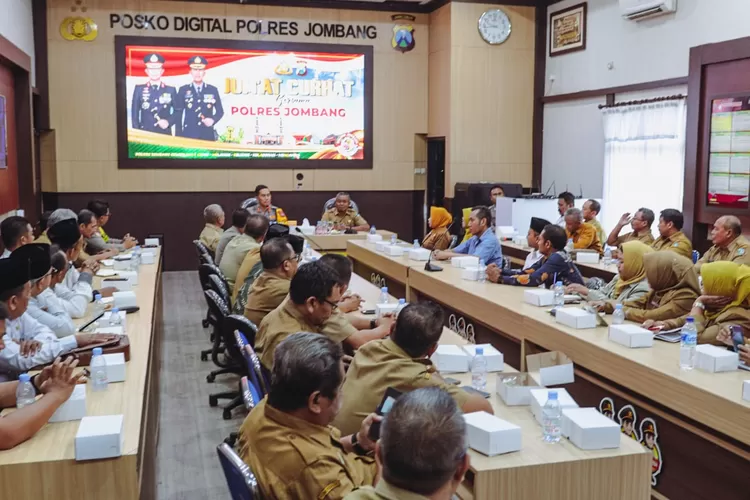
[194,240,215,265]
[206,263,229,285]
[204,289,230,324]
[222,315,257,364]
[227,315,259,348]
[209,274,231,305]
[241,197,259,210]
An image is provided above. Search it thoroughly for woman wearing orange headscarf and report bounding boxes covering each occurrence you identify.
[422,207,453,251]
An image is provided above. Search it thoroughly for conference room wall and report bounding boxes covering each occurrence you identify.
[43,0,429,193]
[0,0,34,85]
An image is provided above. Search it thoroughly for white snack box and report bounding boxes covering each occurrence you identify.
[529,388,579,425]
[743,380,750,402]
[461,267,484,281]
[116,270,139,286]
[297,225,315,236]
[496,226,516,240]
[561,408,621,450]
[526,351,575,386]
[384,245,405,257]
[75,415,124,461]
[576,252,600,264]
[113,258,132,271]
[102,278,131,292]
[375,240,391,252]
[451,256,480,268]
[144,237,160,247]
[103,353,127,383]
[140,253,155,265]
[695,345,739,373]
[101,259,115,267]
[555,307,597,329]
[101,310,127,331]
[94,326,124,335]
[113,291,137,309]
[430,344,471,373]
[462,344,504,372]
[524,289,555,307]
[464,411,522,456]
[49,385,87,423]
[408,248,431,261]
[366,233,383,243]
[375,303,399,319]
[608,324,653,348]
[496,372,539,406]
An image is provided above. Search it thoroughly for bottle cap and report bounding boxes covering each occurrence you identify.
[398,298,405,304]
[475,347,484,355]
[111,307,120,314]
[556,281,563,286]
[19,373,31,382]
[548,390,558,400]
[134,246,141,250]
[615,304,622,309]
[413,239,418,244]
[686,316,694,323]
[93,347,103,356]
[381,287,388,292]
[94,293,102,300]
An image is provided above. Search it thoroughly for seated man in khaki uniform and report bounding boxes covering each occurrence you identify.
[582,199,606,249]
[321,192,370,232]
[199,204,224,254]
[244,238,299,326]
[345,388,471,500]
[651,208,693,259]
[607,208,656,248]
[333,301,493,436]
[239,333,377,499]
[255,260,342,371]
[695,215,750,271]
[219,214,268,291]
[564,207,603,254]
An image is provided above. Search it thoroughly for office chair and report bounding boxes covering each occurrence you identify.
[224,376,260,447]
[692,250,700,264]
[323,197,360,214]
[217,442,262,500]
[209,274,231,307]
[241,197,259,210]
[242,344,269,399]
[211,316,258,420]
[204,290,238,382]
[194,239,216,263]
[199,264,230,359]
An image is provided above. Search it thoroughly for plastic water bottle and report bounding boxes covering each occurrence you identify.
[90,347,109,392]
[612,304,625,325]
[390,234,397,245]
[478,259,487,283]
[303,241,312,260]
[603,247,612,266]
[470,347,487,391]
[369,226,376,235]
[379,287,389,304]
[542,391,562,443]
[396,298,407,315]
[565,239,574,253]
[109,307,122,326]
[131,246,141,271]
[553,281,565,309]
[15,373,36,409]
[412,239,420,249]
[93,293,105,317]
[680,317,698,370]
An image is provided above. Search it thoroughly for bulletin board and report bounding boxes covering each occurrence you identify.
[707,96,750,209]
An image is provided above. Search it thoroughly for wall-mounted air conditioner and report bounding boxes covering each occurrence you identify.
[620,0,677,21]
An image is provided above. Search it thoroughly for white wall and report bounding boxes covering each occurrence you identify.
[0,0,34,84]
[545,0,750,96]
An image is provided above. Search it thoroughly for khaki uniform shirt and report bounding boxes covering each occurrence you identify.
[613,230,655,247]
[588,218,607,251]
[244,272,291,327]
[35,232,51,245]
[238,399,376,500]
[333,339,471,436]
[694,235,750,272]
[344,481,429,500]
[567,222,603,254]
[322,310,358,345]
[199,223,224,254]
[219,234,261,290]
[232,247,262,304]
[651,231,693,260]
[256,300,323,370]
[322,208,368,228]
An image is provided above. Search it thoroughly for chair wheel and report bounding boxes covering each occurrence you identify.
[200,352,208,361]
[209,395,218,407]
[223,409,232,420]
[202,319,209,328]
[206,373,216,383]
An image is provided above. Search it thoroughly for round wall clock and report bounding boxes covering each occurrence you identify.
[478,9,512,45]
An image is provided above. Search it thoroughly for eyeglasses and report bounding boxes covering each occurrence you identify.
[321,298,339,311]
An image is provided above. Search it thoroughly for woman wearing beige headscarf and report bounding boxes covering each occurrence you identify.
[622,251,700,323]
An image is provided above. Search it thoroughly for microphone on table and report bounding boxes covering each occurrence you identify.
[294,226,324,253]
[424,250,443,272]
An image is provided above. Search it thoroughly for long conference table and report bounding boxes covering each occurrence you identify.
[0,249,163,500]
[348,239,750,500]
[299,228,395,252]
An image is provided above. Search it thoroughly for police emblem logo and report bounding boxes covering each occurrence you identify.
[335,133,360,158]
[391,14,416,53]
[60,16,98,41]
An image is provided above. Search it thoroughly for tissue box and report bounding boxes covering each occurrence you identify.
[298,226,315,236]
[461,267,484,281]
[103,353,126,383]
[496,226,516,240]
[102,278,131,292]
[463,344,503,372]
[576,252,600,264]
[384,245,405,257]
[555,307,597,329]
[464,411,522,456]
[430,344,471,373]
[451,256,480,268]
[562,408,620,450]
[496,372,539,406]
[609,324,653,348]
[366,233,383,243]
[526,351,574,386]
[101,310,127,330]
[529,388,579,425]
[695,345,739,373]
[141,253,155,265]
[144,237,160,247]
[113,291,137,309]
[524,289,555,307]
[375,240,392,252]
[75,415,124,461]
[94,326,124,335]
[375,303,399,319]
[116,270,139,286]
[743,380,750,402]
[49,385,87,423]
[408,248,431,261]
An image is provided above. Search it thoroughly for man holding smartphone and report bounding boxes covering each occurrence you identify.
[717,325,750,366]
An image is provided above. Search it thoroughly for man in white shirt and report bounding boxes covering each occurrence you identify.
[0,216,34,259]
[524,217,551,270]
[24,243,76,337]
[47,219,96,318]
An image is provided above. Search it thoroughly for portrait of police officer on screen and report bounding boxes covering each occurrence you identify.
[130,53,178,135]
[176,56,224,141]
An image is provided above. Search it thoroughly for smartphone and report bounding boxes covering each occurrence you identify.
[361,308,376,315]
[731,326,745,352]
[443,377,461,385]
[368,387,403,441]
[461,386,491,399]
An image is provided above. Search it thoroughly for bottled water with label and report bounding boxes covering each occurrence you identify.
[93,293,105,317]
[478,259,487,283]
[612,304,625,325]
[130,246,141,271]
[565,239,574,253]
[470,347,487,391]
[603,247,612,266]
[542,391,562,443]
[109,307,122,326]
[16,373,36,409]
[303,241,312,260]
[680,317,698,370]
[553,281,565,309]
[390,234,397,245]
[90,347,109,392]
[396,298,407,315]
[379,287,389,304]
[369,226,377,235]
[413,239,420,249]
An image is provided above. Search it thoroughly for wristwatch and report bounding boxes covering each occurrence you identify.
[370,319,377,330]
[350,432,368,456]
[693,301,705,310]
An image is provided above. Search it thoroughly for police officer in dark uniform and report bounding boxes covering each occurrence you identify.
[176,56,224,141]
[130,53,178,135]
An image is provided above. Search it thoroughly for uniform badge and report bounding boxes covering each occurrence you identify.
[672,242,679,247]
[739,248,746,256]
[159,93,172,104]
[391,15,416,53]
[186,90,192,97]
[188,103,192,109]
[141,102,150,110]
[204,94,215,103]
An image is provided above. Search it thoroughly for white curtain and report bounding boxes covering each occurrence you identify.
[601,100,687,238]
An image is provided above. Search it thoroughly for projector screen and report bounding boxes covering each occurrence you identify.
[115,36,373,169]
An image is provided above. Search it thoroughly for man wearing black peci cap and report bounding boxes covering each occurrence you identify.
[47,219,95,319]
[524,217,551,270]
[25,244,76,337]
[176,55,224,141]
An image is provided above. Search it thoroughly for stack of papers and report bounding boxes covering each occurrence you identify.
[653,328,682,343]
